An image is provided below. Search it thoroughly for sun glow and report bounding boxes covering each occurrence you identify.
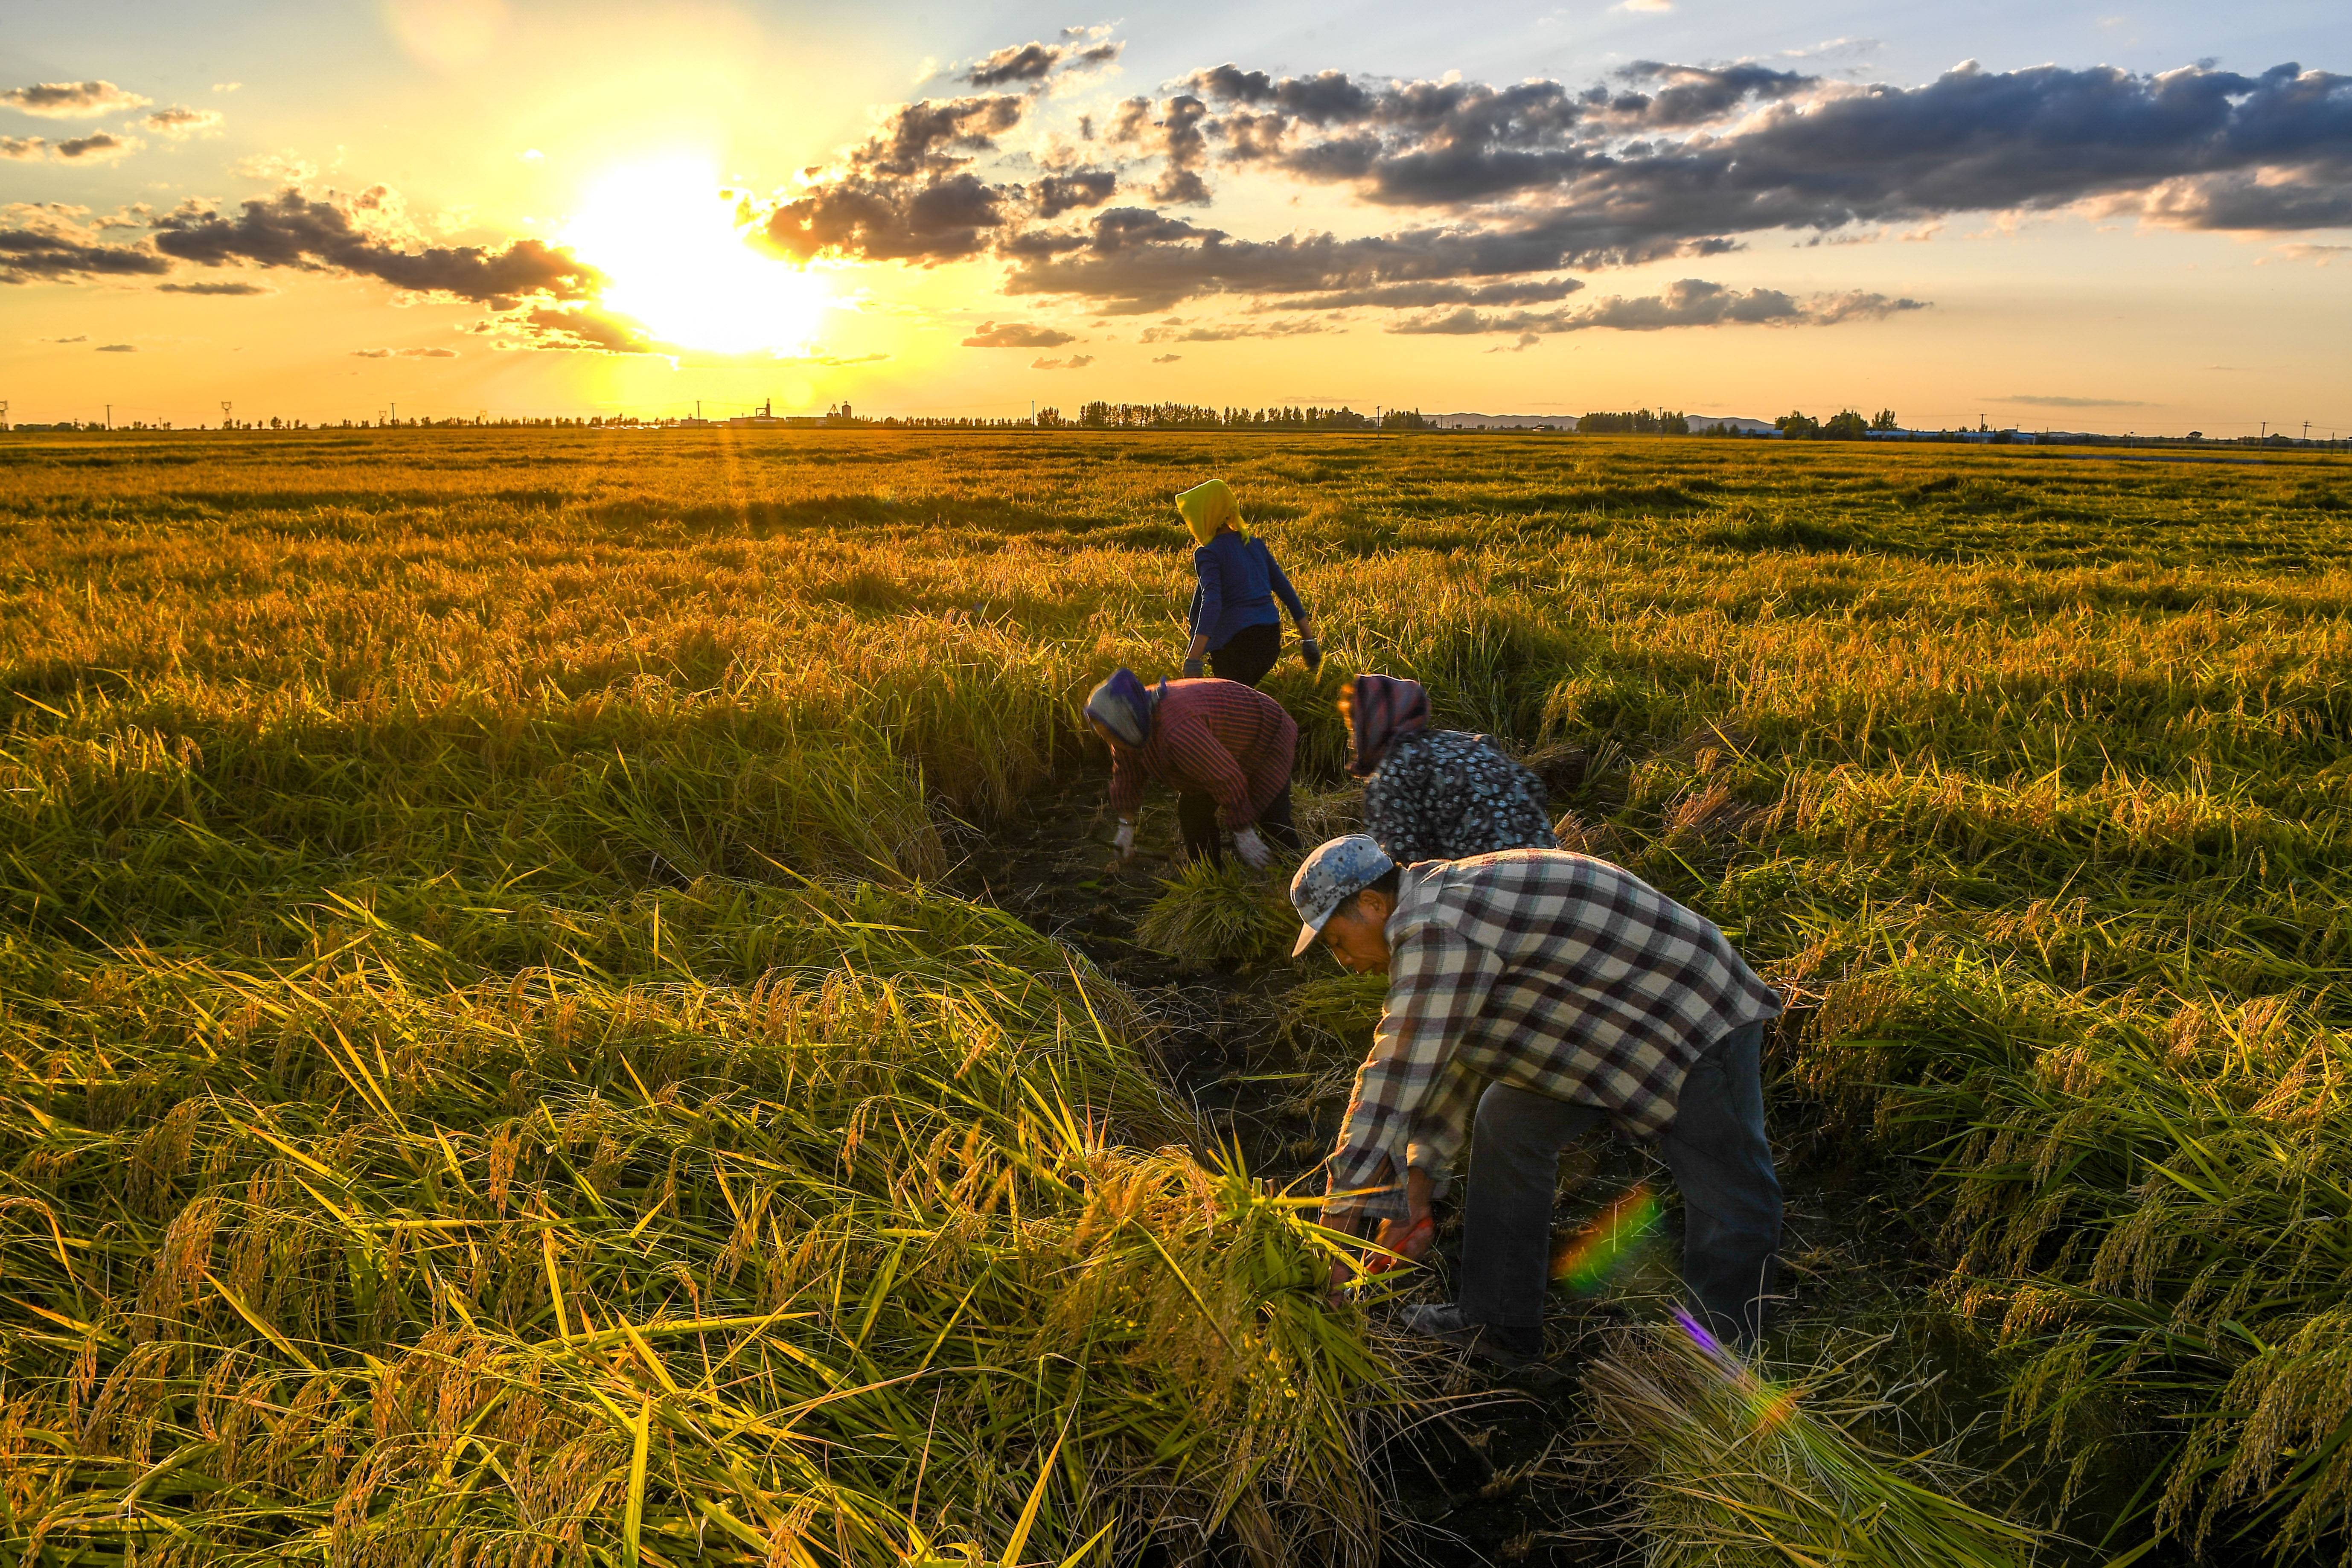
[562,157,828,355]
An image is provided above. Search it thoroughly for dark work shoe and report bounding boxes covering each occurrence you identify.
[1397,1303,1546,1369]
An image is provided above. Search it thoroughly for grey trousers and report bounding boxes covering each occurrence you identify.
[1455,1020,1781,1348]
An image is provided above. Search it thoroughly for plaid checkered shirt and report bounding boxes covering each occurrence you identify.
[1322,848,1782,1227]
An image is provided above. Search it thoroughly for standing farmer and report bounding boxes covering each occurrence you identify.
[1174,480,1321,687]
[1344,674,1557,863]
[1087,668,1301,869]
[1290,835,1784,1360]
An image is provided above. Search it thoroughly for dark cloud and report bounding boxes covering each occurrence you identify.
[965,39,1121,88]
[1030,354,1094,369]
[351,346,460,358]
[39,335,87,343]
[1609,62,1820,127]
[1257,277,1585,310]
[1110,94,1214,205]
[762,96,1025,262]
[1152,352,1181,362]
[505,307,660,354]
[0,212,172,285]
[1,137,45,161]
[152,187,600,303]
[1031,169,1117,218]
[156,279,274,295]
[1000,206,1680,313]
[962,319,1077,347]
[1,80,150,118]
[95,342,136,352]
[56,132,140,161]
[1386,279,1926,333]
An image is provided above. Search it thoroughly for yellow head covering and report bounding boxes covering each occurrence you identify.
[1173,479,1248,547]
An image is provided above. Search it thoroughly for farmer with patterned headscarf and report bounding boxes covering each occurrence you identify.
[1173,480,1321,688]
[1344,674,1557,864]
[1085,666,1300,869]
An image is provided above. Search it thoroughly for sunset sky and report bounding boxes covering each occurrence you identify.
[3,0,2346,434]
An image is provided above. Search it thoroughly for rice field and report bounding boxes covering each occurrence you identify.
[0,425,2346,1564]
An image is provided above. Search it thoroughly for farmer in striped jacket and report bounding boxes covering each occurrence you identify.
[1086,668,1300,869]
[1291,835,1784,1361]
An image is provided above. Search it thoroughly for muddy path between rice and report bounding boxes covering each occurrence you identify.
[951,766,1644,1566]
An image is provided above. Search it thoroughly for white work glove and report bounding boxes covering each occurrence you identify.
[1231,826,1272,869]
[1111,819,1136,862]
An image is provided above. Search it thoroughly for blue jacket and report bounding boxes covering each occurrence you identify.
[1188,531,1307,649]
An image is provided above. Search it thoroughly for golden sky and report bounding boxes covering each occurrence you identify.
[4,0,2347,435]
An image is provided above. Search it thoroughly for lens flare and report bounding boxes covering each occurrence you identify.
[562,156,829,355]
[1550,1184,1662,1294]
[1673,1305,1803,1431]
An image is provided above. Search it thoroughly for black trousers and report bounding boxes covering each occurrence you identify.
[1208,621,1281,688]
[1176,782,1300,865]
[1455,1020,1782,1349]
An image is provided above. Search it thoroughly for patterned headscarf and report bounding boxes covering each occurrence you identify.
[1173,479,1248,547]
[1346,674,1429,777]
[1085,667,1163,748]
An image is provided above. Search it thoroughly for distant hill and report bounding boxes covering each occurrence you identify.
[1430,412,1778,434]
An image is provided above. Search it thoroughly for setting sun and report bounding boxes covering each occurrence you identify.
[562,157,828,356]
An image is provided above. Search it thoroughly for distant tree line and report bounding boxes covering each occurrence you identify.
[1578,409,1689,434]
[1773,408,1901,439]
[1046,402,1432,431]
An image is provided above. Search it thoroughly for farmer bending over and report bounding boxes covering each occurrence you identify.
[1174,479,1321,686]
[1088,667,1301,870]
[1291,835,1784,1361]
[1344,674,1557,862]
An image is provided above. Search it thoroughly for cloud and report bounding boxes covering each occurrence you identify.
[503,306,660,354]
[1152,352,1181,362]
[814,351,890,365]
[1618,0,1674,11]
[761,95,1026,263]
[152,186,600,304]
[1388,278,1927,333]
[37,334,87,343]
[3,132,143,163]
[1031,168,1117,217]
[2265,241,2351,264]
[54,132,141,162]
[747,41,2352,320]
[1031,354,1094,369]
[351,346,460,358]
[965,39,1121,88]
[233,150,318,183]
[0,80,151,118]
[1258,277,1585,311]
[1139,317,1336,341]
[212,82,242,94]
[0,208,172,285]
[143,107,224,139]
[1487,332,1543,352]
[962,318,1077,347]
[95,342,137,352]
[156,279,276,295]
[1989,393,2157,407]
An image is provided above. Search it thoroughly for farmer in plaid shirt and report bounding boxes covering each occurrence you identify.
[1290,834,1784,1361]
